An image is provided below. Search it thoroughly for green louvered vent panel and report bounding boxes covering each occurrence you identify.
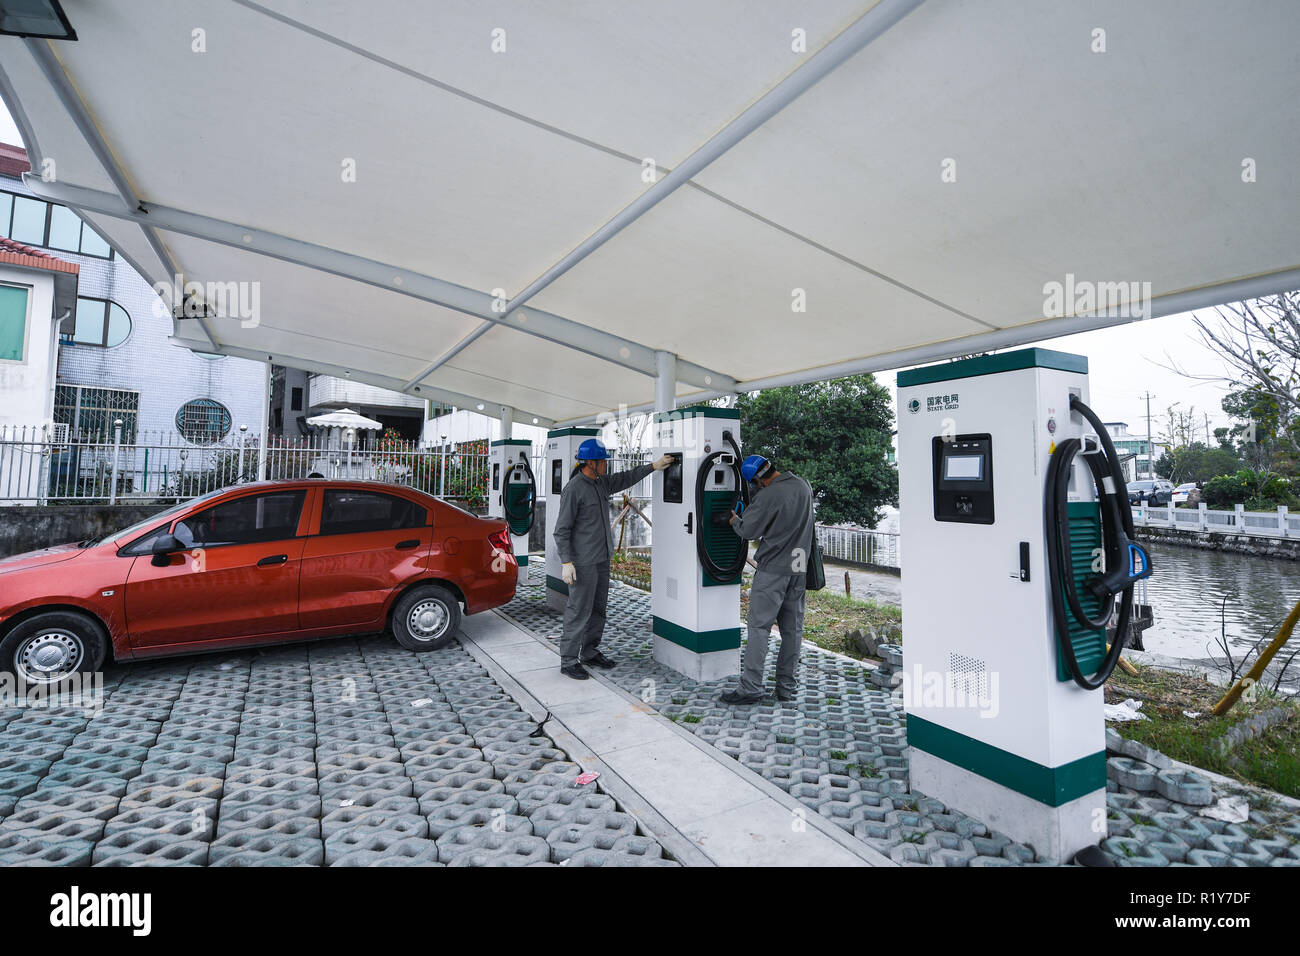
[701,490,744,586]
[1056,500,1107,682]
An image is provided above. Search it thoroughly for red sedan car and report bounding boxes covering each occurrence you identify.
[0,480,517,684]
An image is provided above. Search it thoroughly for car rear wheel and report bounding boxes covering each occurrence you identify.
[391,584,462,652]
[1,611,108,685]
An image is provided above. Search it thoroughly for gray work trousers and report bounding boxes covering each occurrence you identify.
[739,568,807,696]
[560,561,611,667]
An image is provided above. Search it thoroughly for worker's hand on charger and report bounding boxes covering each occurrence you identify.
[652,455,675,471]
[561,562,577,586]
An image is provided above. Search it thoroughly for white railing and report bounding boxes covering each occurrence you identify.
[0,424,508,506]
[1132,501,1296,538]
[816,524,901,569]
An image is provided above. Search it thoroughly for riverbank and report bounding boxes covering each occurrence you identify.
[1106,661,1300,798]
[1136,525,1300,561]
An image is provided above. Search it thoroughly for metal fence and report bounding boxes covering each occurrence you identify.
[816,524,901,569]
[0,424,519,506]
[1132,501,1300,538]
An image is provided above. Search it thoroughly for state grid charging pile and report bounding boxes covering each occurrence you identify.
[896,348,1151,863]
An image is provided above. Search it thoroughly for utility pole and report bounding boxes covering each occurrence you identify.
[1140,391,1156,479]
[1205,412,1211,446]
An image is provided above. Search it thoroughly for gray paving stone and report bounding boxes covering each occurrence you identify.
[208,831,324,866]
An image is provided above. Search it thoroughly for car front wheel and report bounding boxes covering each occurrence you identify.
[1,611,108,685]
[390,584,462,652]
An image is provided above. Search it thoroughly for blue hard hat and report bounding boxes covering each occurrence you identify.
[576,438,611,461]
[742,454,772,483]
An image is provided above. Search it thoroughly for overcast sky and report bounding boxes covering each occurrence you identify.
[0,108,1243,436]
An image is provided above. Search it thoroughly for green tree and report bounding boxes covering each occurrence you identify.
[735,374,897,526]
[1155,442,1241,484]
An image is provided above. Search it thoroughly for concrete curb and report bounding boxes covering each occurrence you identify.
[456,622,714,868]
[485,607,895,867]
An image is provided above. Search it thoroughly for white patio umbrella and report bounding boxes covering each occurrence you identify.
[305,408,383,431]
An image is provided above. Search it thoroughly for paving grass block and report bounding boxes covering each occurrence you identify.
[1154,768,1212,807]
[1186,848,1249,867]
[544,810,639,862]
[105,807,215,841]
[427,801,525,839]
[93,841,209,867]
[208,831,324,866]
[1107,756,1158,792]
[330,838,443,867]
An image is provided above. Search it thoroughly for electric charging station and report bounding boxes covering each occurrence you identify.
[488,438,536,586]
[543,427,600,611]
[896,348,1150,862]
[651,406,748,681]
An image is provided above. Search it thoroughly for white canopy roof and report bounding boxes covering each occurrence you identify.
[2,0,1297,426]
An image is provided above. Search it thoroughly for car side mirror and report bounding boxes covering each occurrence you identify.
[150,533,184,567]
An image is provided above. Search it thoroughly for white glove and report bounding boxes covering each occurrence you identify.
[561,562,577,586]
[652,455,675,471]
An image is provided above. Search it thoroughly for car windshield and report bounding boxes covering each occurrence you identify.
[1130,481,1155,490]
[89,489,227,548]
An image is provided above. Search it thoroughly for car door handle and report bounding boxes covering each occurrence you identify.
[395,539,421,550]
[257,554,288,567]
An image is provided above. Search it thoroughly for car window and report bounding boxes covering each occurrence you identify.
[107,489,226,550]
[172,491,307,548]
[320,489,427,536]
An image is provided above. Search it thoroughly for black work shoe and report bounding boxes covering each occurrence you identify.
[561,664,590,680]
[581,650,616,669]
[720,689,769,706]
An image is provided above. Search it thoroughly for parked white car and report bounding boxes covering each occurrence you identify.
[1171,482,1199,504]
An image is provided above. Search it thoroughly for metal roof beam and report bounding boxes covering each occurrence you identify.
[502,0,927,317]
[548,263,1300,427]
[21,177,734,393]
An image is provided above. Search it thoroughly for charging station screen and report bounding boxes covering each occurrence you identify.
[944,455,983,481]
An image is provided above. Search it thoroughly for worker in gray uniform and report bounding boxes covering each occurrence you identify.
[554,438,675,680]
[721,455,815,705]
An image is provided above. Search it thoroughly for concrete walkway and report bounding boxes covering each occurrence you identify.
[459,611,888,867]
[819,560,903,607]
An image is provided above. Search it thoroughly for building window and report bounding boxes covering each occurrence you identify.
[54,384,139,440]
[291,387,303,411]
[1,188,114,258]
[176,398,232,444]
[65,296,131,348]
[0,283,30,362]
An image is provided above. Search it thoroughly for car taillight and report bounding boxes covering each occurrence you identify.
[489,527,511,553]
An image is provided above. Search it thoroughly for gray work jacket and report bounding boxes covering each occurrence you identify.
[553,463,655,565]
[732,471,816,574]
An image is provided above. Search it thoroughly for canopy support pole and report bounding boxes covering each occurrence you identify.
[655,351,677,414]
[257,361,271,481]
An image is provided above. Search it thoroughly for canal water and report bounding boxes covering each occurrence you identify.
[1137,540,1298,688]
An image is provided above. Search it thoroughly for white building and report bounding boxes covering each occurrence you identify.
[1,143,265,445]
[0,236,79,502]
[423,407,547,452]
